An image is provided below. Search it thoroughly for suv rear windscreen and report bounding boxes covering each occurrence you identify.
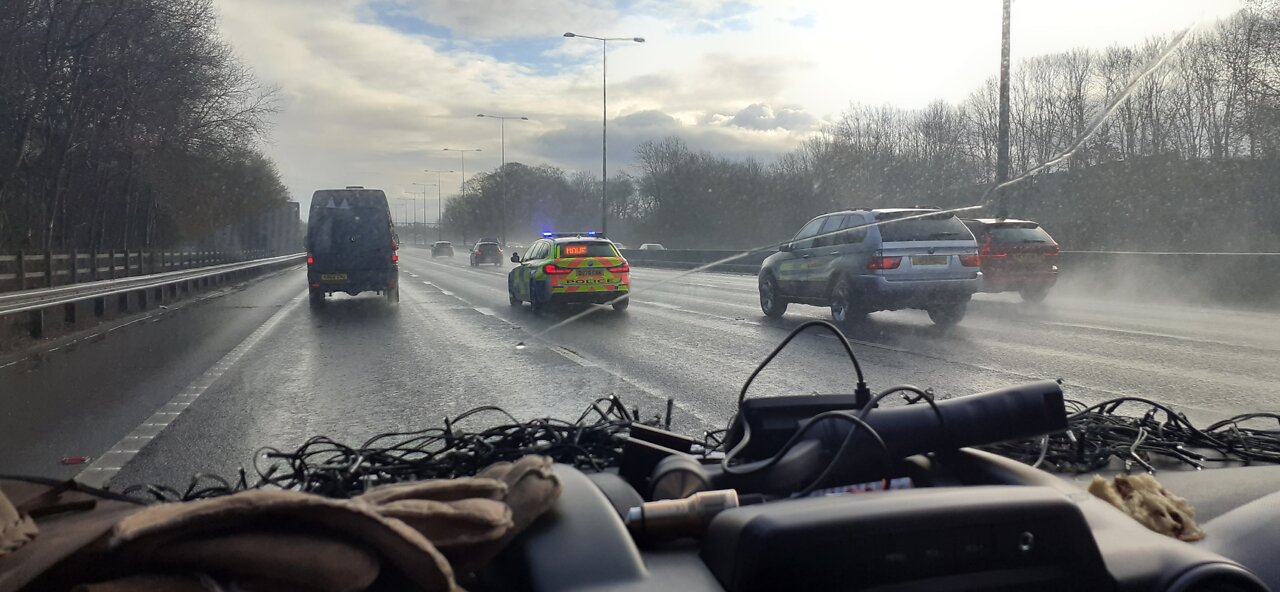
[989,224,1054,244]
[476,243,501,253]
[875,212,972,242]
[559,242,617,257]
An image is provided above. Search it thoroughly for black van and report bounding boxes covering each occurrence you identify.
[305,187,399,306]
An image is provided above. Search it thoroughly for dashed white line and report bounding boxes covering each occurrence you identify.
[476,307,496,316]
[76,291,306,488]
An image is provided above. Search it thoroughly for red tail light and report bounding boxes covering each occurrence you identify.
[306,256,314,265]
[544,263,572,275]
[866,255,902,270]
[1047,245,1060,257]
[608,263,630,273]
[392,254,399,263]
[958,253,981,267]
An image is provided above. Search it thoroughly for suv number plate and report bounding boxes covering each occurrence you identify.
[911,255,947,266]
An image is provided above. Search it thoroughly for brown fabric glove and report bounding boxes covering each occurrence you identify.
[0,479,146,592]
[0,486,37,557]
[353,456,562,572]
[145,530,380,592]
[476,455,562,536]
[71,573,212,592]
[108,490,458,591]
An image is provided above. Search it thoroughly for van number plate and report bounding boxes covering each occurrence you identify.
[320,273,348,281]
[911,255,947,266]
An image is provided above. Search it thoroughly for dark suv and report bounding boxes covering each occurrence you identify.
[962,218,1060,302]
[470,242,504,266]
[759,208,981,326]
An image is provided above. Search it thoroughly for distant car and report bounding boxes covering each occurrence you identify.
[962,218,1060,303]
[470,242,504,266]
[758,208,980,326]
[508,233,630,313]
[431,241,454,258]
[638,243,665,250]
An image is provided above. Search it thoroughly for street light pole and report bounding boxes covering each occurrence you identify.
[424,169,453,241]
[411,182,436,245]
[477,114,529,246]
[995,0,1012,218]
[563,32,645,236]
[443,148,481,243]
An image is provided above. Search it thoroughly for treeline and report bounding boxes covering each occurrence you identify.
[0,0,286,252]
[448,6,1280,252]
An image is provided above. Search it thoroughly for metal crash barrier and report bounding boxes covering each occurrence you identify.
[0,253,305,342]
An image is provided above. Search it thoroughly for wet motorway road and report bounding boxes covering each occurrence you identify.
[2,246,1279,489]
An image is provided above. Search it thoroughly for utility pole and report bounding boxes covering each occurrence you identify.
[995,0,1012,218]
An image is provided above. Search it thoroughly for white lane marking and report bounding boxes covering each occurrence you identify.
[476,307,496,316]
[552,346,597,367]
[76,291,306,488]
[440,290,454,296]
[0,361,16,370]
[643,301,683,311]
[409,274,419,278]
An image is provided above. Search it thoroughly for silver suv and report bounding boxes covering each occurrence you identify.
[758,208,981,325]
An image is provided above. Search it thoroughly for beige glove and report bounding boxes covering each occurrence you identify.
[109,489,458,591]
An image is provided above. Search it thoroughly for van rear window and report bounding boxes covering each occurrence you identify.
[308,207,390,254]
[876,212,972,242]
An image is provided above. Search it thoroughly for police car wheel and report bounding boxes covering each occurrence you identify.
[509,285,521,307]
[612,296,630,312]
[759,274,787,317]
[528,280,543,313]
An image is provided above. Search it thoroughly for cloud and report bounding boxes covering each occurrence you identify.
[208,0,1243,217]
[727,103,819,131]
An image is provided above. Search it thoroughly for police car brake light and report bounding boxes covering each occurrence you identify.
[608,263,630,273]
[543,264,572,275]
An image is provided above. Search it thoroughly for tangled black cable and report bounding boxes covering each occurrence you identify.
[980,396,1280,473]
[120,395,646,502]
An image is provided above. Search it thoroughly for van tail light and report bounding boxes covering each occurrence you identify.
[306,256,314,265]
[544,264,573,275]
[608,263,630,273]
[958,253,981,267]
[866,254,902,270]
[392,254,399,263]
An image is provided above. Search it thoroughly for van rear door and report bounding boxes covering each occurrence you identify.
[308,207,393,274]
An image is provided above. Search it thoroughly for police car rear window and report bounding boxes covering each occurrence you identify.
[558,242,617,257]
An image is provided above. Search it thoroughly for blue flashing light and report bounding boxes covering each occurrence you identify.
[586,231,597,236]
[541,232,554,237]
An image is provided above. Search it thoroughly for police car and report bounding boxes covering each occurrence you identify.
[507,232,630,313]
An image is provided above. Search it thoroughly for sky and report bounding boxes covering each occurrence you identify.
[211,0,1245,220]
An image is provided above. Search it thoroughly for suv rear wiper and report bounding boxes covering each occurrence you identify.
[927,232,966,239]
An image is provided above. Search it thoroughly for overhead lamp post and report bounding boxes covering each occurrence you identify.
[477,114,529,246]
[411,182,436,245]
[396,196,416,235]
[424,169,453,240]
[563,31,645,236]
[442,148,482,237]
